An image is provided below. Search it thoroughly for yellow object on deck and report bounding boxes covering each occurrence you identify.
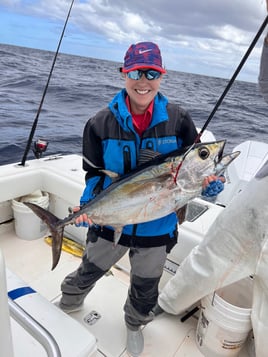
[44,236,85,258]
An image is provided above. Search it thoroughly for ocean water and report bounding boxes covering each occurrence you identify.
[0,43,267,166]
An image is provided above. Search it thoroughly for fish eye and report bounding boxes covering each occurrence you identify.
[198,146,210,160]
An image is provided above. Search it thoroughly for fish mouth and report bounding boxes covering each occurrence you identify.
[213,140,240,177]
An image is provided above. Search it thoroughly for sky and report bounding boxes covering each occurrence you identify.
[0,0,267,83]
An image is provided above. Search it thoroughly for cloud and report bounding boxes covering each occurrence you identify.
[0,0,266,81]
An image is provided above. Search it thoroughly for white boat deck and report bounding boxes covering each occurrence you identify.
[0,221,251,357]
[0,148,262,356]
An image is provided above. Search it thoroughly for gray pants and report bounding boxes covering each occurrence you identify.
[60,237,167,329]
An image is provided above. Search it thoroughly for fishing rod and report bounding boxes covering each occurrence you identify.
[20,0,75,166]
[174,14,268,182]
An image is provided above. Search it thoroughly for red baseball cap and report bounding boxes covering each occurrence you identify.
[122,42,166,73]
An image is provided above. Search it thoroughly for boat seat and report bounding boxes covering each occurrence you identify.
[6,268,97,357]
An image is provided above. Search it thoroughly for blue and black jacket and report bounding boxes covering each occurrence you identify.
[80,89,198,249]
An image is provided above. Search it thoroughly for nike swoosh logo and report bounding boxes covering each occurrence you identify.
[138,49,152,54]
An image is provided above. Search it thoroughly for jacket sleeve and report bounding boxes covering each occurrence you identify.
[80,117,105,205]
[259,39,268,104]
[82,118,104,178]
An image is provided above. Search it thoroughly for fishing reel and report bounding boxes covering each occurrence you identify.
[33,139,49,159]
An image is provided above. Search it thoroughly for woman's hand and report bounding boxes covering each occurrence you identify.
[72,206,93,227]
[202,175,225,189]
[202,175,225,197]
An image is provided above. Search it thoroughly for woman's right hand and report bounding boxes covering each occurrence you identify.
[73,206,93,227]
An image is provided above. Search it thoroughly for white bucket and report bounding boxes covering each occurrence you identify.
[196,278,253,357]
[12,190,49,240]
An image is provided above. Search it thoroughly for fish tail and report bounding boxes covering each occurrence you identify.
[23,202,64,270]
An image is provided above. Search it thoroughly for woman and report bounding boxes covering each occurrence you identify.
[57,41,224,357]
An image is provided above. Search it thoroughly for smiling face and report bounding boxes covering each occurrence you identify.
[124,69,162,114]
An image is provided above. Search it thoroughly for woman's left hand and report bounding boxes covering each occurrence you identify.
[202,175,225,197]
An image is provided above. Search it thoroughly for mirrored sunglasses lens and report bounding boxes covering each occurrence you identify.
[127,70,141,80]
[145,70,161,80]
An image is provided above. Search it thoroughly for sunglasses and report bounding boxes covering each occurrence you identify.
[126,69,162,80]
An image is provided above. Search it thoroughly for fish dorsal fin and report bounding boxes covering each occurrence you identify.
[138,149,161,166]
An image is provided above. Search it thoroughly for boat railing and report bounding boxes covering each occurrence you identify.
[9,299,62,357]
[0,249,61,357]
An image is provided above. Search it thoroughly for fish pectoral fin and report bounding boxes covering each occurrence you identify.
[101,169,120,179]
[112,227,123,247]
